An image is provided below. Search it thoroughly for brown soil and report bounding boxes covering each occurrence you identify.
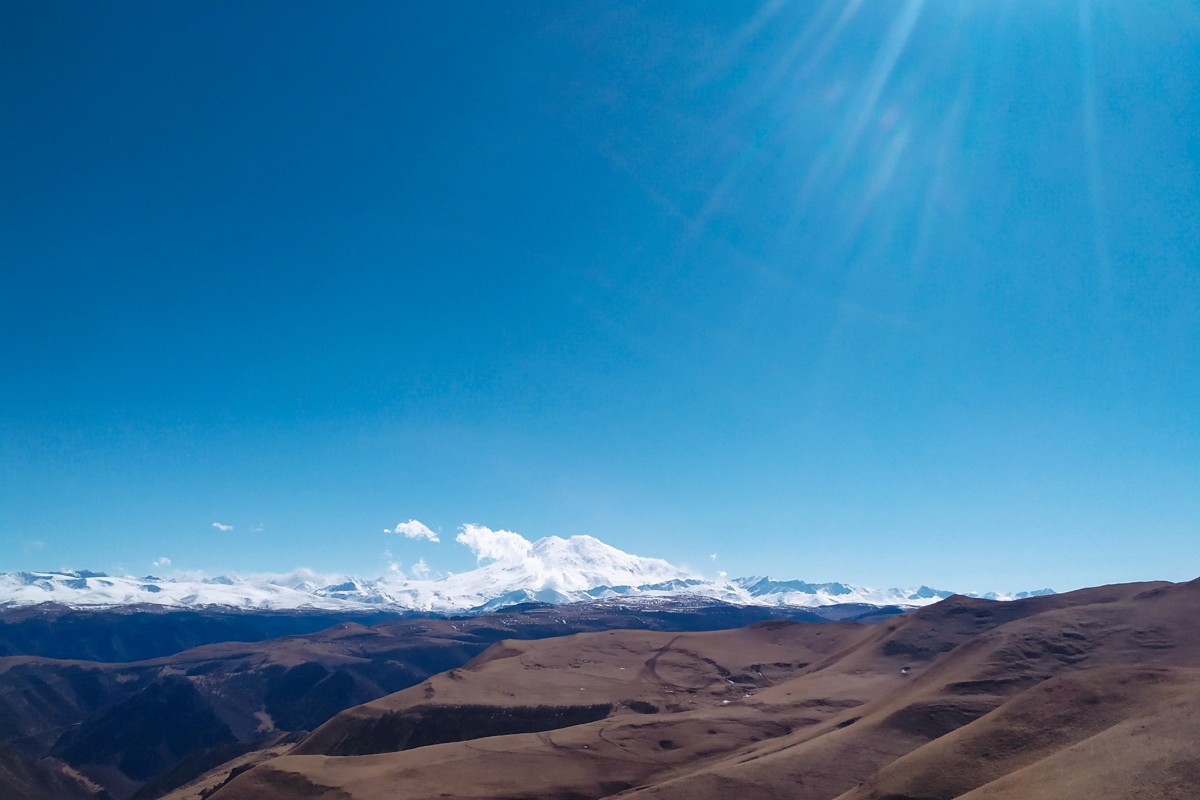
[207,578,1200,800]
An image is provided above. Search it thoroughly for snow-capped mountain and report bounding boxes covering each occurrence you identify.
[0,569,359,611]
[732,577,944,607]
[0,529,1052,613]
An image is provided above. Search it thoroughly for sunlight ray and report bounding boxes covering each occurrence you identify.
[794,0,924,223]
[911,66,972,277]
[683,1,854,249]
[797,0,866,83]
[837,0,926,176]
[693,0,787,89]
[760,0,844,98]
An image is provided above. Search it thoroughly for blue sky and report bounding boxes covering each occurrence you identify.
[3,1,1198,592]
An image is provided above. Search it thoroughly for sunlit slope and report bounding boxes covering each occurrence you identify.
[209,578,1199,800]
[617,579,1200,800]
[835,665,1200,800]
[212,622,875,799]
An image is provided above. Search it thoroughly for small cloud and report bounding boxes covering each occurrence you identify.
[718,570,728,580]
[384,519,439,542]
[212,522,234,532]
[23,539,45,553]
[152,556,172,568]
[252,523,264,532]
[411,558,431,579]
[388,561,403,575]
[709,553,718,561]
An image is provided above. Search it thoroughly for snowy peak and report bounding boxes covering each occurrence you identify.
[736,577,857,597]
[0,570,354,610]
[376,526,697,610]
[523,534,688,591]
[450,527,689,594]
[0,529,1053,613]
[730,576,957,608]
[974,588,1057,601]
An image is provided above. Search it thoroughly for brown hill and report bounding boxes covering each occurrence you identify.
[835,665,1200,800]
[0,598,831,800]
[0,617,495,800]
[208,578,1200,800]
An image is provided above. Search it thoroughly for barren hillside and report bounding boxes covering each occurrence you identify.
[211,578,1200,800]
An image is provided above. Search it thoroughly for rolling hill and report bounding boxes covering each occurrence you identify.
[207,577,1200,800]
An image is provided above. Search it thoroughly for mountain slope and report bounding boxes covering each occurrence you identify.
[0,597,833,800]
[207,577,1200,800]
[835,664,1200,800]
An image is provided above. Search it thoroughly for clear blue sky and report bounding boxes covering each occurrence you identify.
[3,1,1197,592]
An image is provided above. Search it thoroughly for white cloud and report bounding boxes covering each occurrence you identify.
[212,522,234,532]
[411,558,431,579]
[23,539,45,553]
[455,523,533,564]
[710,552,718,561]
[252,523,264,532]
[153,556,172,568]
[384,519,440,542]
[388,561,403,575]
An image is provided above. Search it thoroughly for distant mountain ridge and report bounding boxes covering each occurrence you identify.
[0,533,1052,613]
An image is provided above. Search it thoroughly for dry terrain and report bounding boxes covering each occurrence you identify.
[0,598,829,799]
[209,578,1200,800]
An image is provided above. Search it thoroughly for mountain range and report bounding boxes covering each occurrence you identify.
[1,534,1052,613]
[0,572,1191,800]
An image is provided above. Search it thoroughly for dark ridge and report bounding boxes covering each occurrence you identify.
[302,703,615,757]
[807,604,912,622]
[0,608,412,662]
[130,739,263,800]
[882,700,994,740]
[944,678,1027,695]
[55,675,235,782]
[200,762,257,800]
[623,700,659,714]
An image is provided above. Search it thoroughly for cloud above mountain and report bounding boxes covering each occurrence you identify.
[435,524,694,596]
[456,524,533,563]
[384,519,440,542]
